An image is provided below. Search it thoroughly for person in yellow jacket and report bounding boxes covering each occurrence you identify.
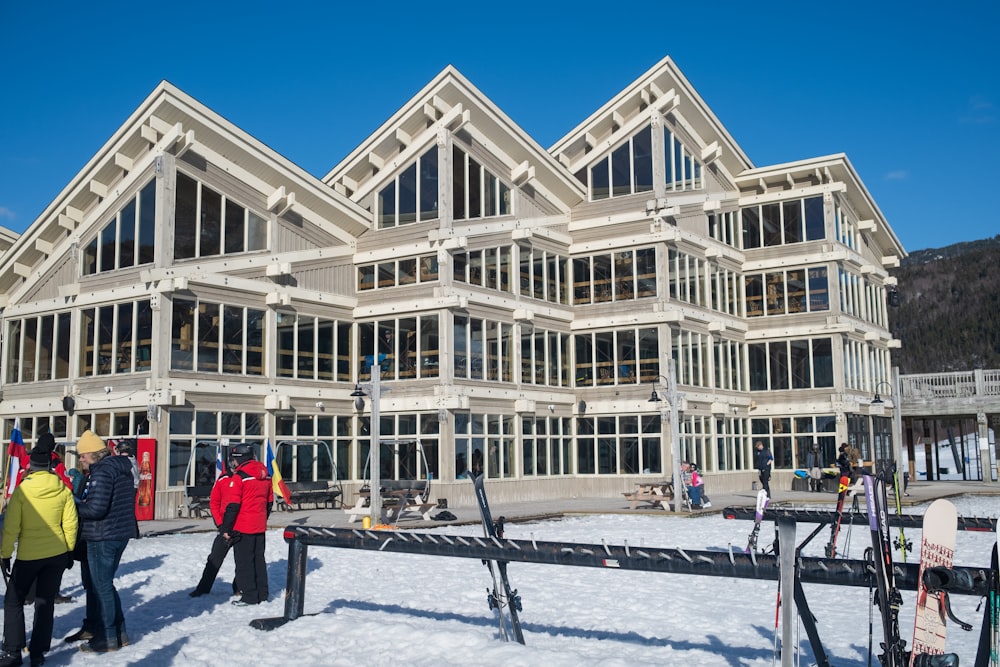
[0,434,78,667]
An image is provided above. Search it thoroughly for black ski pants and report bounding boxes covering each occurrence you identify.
[232,533,268,604]
[193,533,236,595]
[3,552,69,655]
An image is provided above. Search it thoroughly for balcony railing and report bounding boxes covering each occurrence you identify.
[899,369,1000,400]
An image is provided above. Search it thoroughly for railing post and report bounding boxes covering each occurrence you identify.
[285,536,308,620]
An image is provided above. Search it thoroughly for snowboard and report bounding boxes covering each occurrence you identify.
[974,522,998,667]
[910,499,959,665]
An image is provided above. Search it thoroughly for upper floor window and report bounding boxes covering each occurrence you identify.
[573,247,657,304]
[453,145,510,220]
[749,337,834,391]
[80,300,153,376]
[378,147,439,228]
[359,316,440,381]
[742,196,824,249]
[746,266,830,317]
[171,298,265,376]
[4,311,72,383]
[358,255,438,291]
[277,313,352,381]
[454,246,512,293]
[664,127,702,192]
[83,179,156,275]
[174,172,268,260]
[708,211,740,248]
[587,126,654,200]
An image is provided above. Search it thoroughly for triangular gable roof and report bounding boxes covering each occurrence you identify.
[324,66,585,214]
[549,56,753,184]
[737,154,906,259]
[0,81,370,297]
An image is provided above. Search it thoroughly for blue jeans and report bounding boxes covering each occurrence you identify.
[86,539,129,647]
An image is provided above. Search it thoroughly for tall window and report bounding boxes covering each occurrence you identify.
[452,146,510,220]
[174,172,268,259]
[168,411,263,486]
[452,316,510,382]
[748,337,834,391]
[83,179,156,275]
[664,127,702,191]
[171,298,265,375]
[377,147,439,228]
[4,312,73,383]
[741,196,824,249]
[357,316,440,381]
[587,126,654,200]
[79,301,153,376]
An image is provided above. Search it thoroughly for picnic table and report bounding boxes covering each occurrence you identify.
[623,480,675,510]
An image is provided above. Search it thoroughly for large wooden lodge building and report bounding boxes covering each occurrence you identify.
[0,57,904,518]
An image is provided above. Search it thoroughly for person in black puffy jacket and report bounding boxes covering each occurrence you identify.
[72,431,138,654]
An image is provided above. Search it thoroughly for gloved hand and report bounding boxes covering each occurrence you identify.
[1,558,11,579]
[66,557,74,571]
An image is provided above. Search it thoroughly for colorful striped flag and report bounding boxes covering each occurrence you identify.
[215,444,224,481]
[5,420,28,499]
[264,439,292,506]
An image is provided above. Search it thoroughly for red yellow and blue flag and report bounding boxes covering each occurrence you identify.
[264,439,292,506]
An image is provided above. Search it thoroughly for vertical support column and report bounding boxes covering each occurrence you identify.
[977,412,995,484]
[777,516,796,667]
[284,536,308,621]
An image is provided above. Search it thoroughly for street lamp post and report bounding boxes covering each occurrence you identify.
[351,365,388,524]
[648,359,684,513]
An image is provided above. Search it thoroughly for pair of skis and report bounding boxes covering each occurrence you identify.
[472,474,525,644]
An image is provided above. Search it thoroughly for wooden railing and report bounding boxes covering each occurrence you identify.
[899,369,1000,400]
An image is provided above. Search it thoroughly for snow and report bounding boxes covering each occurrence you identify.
[20,495,1000,666]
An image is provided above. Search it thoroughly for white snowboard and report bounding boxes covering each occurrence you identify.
[909,499,958,665]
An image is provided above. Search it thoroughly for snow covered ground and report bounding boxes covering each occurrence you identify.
[17,495,1000,666]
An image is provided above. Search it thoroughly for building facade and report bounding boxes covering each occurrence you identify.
[0,57,905,518]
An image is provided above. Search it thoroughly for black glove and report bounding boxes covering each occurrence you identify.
[1,558,11,579]
[66,557,74,571]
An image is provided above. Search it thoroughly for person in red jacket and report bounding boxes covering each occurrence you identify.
[219,444,272,606]
[189,461,238,598]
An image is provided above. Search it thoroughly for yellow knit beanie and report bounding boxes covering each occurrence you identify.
[77,430,106,454]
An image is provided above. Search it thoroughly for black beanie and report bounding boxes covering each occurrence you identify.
[29,433,56,468]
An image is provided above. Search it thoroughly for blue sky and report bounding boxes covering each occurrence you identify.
[1,1,997,252]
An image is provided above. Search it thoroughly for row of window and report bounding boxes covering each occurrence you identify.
[746,267,830,318]
[840,269,888,328]
[358,255,439,291]
[742,197,825,248]
[171,299,265,375]
[175,172,268,260]
[748,338,834,391]
[83,180,156,275]
[578,124,704,201]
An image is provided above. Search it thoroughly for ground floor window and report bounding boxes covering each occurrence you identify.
[455,412,515,479]
[167,410,263,486]
[576,415,662,475]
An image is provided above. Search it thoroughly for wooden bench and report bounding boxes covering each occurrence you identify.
[183,485,214,518]
[277,480,342,511]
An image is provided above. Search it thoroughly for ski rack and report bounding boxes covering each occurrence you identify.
[249,524,992,635]
[723,506,997,532]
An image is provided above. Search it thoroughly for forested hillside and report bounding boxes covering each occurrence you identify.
[889,235,1000,373]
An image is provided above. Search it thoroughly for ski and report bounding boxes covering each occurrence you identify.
[974,520,998,667]
[825,474,851,557]
[909,499,960,666]
[472,474,525,644]
[892,465,912,562]
[864,473,907,667]
[745,488,769,563]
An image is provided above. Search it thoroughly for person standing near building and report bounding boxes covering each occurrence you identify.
[0,435,78,667]
[189,458,237,598]
[219,444,272,606]
[805,442,823,492]
[73,431,138,654]
[754,440,773,498]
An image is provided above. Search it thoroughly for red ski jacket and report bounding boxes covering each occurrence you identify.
[220,460,272,535]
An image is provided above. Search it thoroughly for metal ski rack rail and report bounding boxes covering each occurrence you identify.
[724,506,997,531]
[249,524,992,641]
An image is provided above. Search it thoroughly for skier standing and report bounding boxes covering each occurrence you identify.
[220,444,272,606]
[754,441,773,498]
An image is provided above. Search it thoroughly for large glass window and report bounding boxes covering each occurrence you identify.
[168,411,263,486]
[84,179,156,275]
[357,316,439,381]
[451,145,510,222]
[745,266,830,317]
[588,126,655,201]
[174,172,267,260]
[741,196,825,249]
[79,301,153,377]
[377,147,439,228]
[171,298,265,376]
[5,312,73,384]
[748,337,834,391]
